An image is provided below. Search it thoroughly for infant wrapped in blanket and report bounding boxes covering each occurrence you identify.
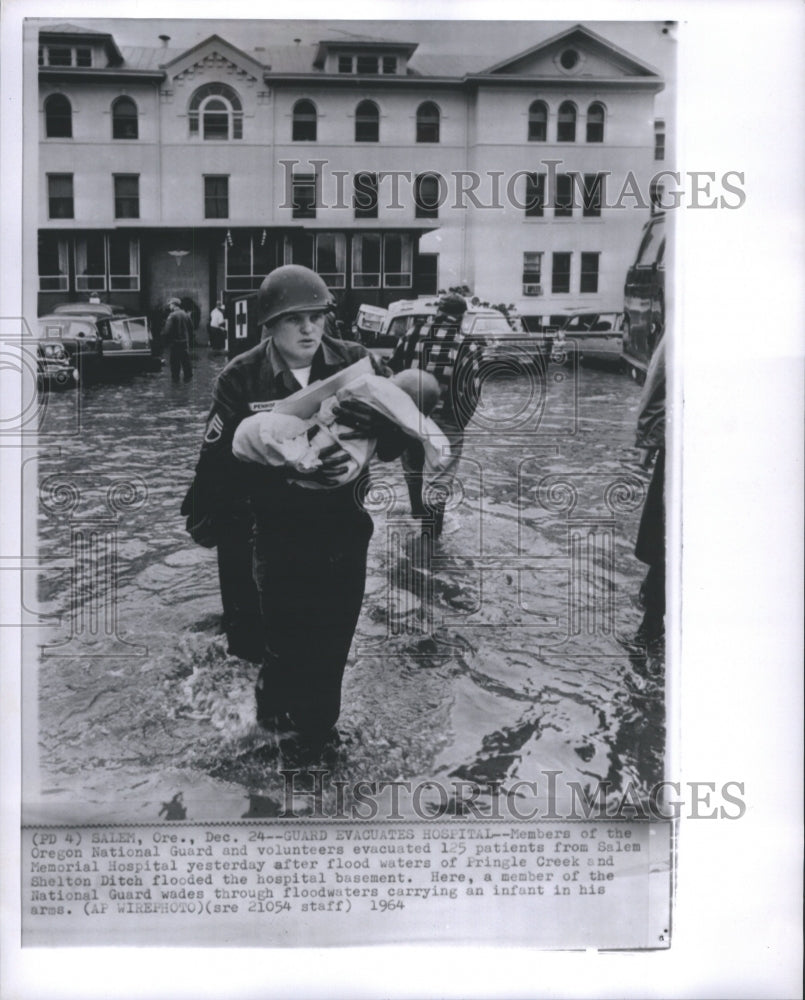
[232,369,449,490]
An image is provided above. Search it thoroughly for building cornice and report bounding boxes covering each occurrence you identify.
[463,75,664,91]
[265,73,463,88]
[39,68,167,84]
[265,72,664,93]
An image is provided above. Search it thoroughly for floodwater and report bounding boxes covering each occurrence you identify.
[29,348,664,822]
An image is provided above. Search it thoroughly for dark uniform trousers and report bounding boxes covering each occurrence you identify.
[252,500,374,740]
[215,507,263,662]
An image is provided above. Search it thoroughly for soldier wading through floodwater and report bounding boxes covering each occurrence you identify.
[183,265,412,761]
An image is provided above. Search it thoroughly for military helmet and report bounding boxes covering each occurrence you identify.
[256,265,334,326]
[437,292,468,317]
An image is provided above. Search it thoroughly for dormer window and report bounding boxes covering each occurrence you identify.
[333,51,402,75]
[39,45,92,68]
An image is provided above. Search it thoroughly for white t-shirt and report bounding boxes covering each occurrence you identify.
[290,366,312,388]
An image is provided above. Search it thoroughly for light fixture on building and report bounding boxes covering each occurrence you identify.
[167,250,189,267]
[226,229,233,247]
[260,229,267,246]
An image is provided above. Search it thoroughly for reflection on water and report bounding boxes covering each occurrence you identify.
[31,352,664,821]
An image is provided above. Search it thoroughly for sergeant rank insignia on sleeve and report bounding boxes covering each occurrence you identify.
[204,412,224,443]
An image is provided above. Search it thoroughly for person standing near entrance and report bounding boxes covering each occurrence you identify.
[388,292,483,540]
[209,299,227,353]
[163,297,193,383]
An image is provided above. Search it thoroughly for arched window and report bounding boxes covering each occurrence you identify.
[586,102,605,143]
[112,96,138,139]
[527,100,548,142]
[416,101,440,143]
[355,100,379,142]
[292,99,317,141]
[188,83,243,140]
[44,94,72,138]
[557,101,577,142]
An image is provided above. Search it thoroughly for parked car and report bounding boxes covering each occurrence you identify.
[623,212,666,382]
[550,310,626,366]
[37,304,161,378]
[378,297,542,365]
[351,303,388,345]
[36,340,79,391]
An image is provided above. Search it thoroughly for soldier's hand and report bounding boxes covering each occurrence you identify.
[333,399,394,440]
[288,442,351,486]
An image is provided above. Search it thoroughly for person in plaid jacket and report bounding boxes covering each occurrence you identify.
[388,293,483,539]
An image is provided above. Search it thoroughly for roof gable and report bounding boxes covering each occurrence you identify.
[481,24,660,79]
[162,34,265,82]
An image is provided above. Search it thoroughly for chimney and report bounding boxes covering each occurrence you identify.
[158,34,170,48]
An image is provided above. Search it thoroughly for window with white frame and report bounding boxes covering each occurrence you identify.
[314,233,347,288]
[112,96,138,139]
[47,173,74,219]
[353,172,379,219]
[414,173,443,219]
[551,252,572,293]
[292,99,317,141]
[355,100,379,142]
[654,119,666,161]
[226,233,274,291]
[557,101,577,142]
[204,175,229,219]
[107,234,141,290]
[527,100,548,142]
[352,233,381,287]
[351,233,412,288]
[114,174,139,219]
[291,174,317,219]
[525,173,545,217]
[579,252,600,293]
[38,234,140,292]
[522,252,543,296]
[416,102,440,143]
[37,234,69,291]
[554,174,574,217]
[188,83,243,140]
[382,233,412,288]
[586,103,605,143]
[581,173,603,217]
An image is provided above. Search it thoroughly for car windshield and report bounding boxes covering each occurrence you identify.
[39,319,97,339]
[635,221,665,267]
[563,313,622,332]
[465,314,511,336]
